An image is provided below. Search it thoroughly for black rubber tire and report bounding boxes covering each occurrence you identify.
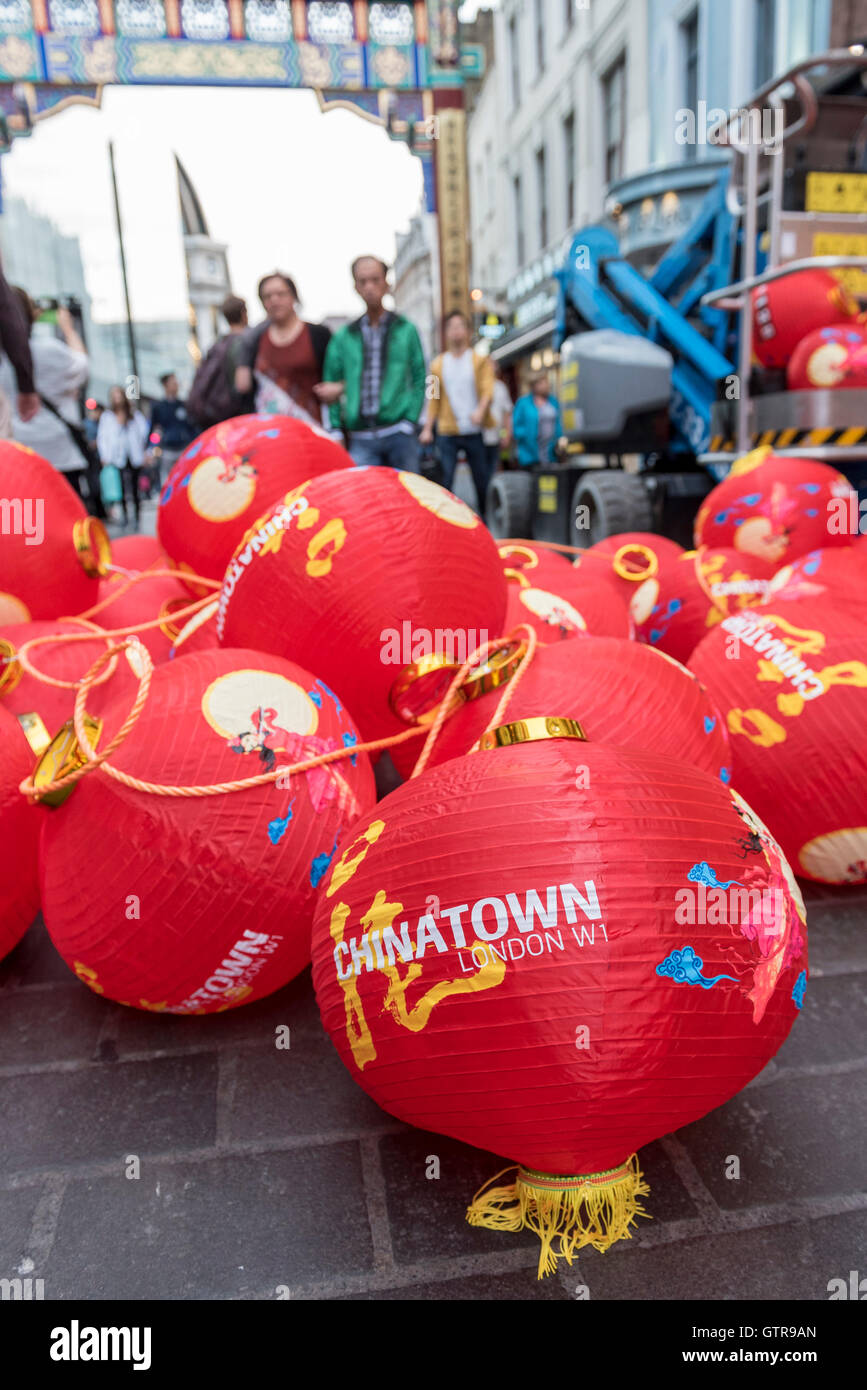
[571,471,653,547]
[485,471,535,540]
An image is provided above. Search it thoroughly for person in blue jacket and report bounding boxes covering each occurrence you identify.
[512,371,561,466]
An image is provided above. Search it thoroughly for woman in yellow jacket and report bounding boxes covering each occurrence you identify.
[420,310,495,512]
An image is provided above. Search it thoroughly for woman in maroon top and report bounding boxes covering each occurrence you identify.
[234,272,331,425]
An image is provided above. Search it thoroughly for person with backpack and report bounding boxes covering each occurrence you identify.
[187,294,252,431]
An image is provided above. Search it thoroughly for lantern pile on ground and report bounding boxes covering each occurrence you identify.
[16,426,867,1277]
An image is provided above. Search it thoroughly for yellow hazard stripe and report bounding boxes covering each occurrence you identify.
[774,427,799,448]
[835,426,867,447]
[712,424,867,452]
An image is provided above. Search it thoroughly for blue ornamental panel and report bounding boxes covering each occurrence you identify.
[307,1,353,44]
[115,0,167,37]
[180,0,230,41]
[0,0,480,91]
[243,0,291,42]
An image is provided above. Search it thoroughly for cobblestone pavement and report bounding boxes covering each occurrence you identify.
[1,865,864,1301]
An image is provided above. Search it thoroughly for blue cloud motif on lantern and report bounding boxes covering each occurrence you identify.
[791,970,807,1010]
[656,946,739,991]
[688,861,744,889]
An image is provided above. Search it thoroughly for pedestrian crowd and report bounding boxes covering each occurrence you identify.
[0,250,562,524]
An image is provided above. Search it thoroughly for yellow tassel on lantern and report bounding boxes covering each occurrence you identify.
[466,1157,651,1279]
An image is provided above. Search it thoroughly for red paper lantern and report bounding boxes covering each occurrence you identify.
[157,415,352,585]
[217,469,509,741]
[311,722,806,1273]
[586,531,684,595]
[630,546,774,663]
[109,534,169,573]
[690,597,867,883]
[39,648,376,1011]
[786,322,867,390]
[694,451,856,564]
[0,441,109,622]
[389,636,731,783]
[751,269,858,369]
[764,545,867,614]
[0,705,40,961]
[499,542,632,642]
[94,568,196,665]
[0,619,139,736]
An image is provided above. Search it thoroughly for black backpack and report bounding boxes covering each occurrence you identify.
[187,335,246,431]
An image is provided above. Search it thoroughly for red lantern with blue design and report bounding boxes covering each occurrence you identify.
[630,546,775,663]
[787,322,867,390]
[690,597,867,884]
[763,545,867,616]
[38,648,376,1011]
[311,719,807,1276]
[157,415,352,586]
[694,451,856,564]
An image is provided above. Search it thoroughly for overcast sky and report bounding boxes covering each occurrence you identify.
[2,83,425,324]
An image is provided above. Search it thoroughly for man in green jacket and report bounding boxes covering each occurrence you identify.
[314,256,426,470]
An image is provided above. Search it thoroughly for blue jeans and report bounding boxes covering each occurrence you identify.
[349,429,420,472]
[436,432,491,512]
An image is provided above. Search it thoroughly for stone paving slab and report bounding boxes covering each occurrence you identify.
[40,1145,374,1300]
[563,1209,867,1302]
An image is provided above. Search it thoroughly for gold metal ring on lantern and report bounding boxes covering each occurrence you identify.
[460,639,527,703]
[478,715,587,750]
[32,714,103,806]
[389,652,465,726]
[389,639,529,727]
[72,517,112,578]
[17,711,51,757]
[612,543,659,583]
[158,596,191,642]
[502,567,532,588]
[498,543,539,584]
[0,637,22,697]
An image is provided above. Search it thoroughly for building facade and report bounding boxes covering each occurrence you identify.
[393,208,441,362]
[467,0,835,385]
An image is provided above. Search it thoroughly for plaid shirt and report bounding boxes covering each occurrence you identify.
[359,310,392,421]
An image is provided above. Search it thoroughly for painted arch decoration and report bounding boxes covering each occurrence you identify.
[0,1,480,89]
